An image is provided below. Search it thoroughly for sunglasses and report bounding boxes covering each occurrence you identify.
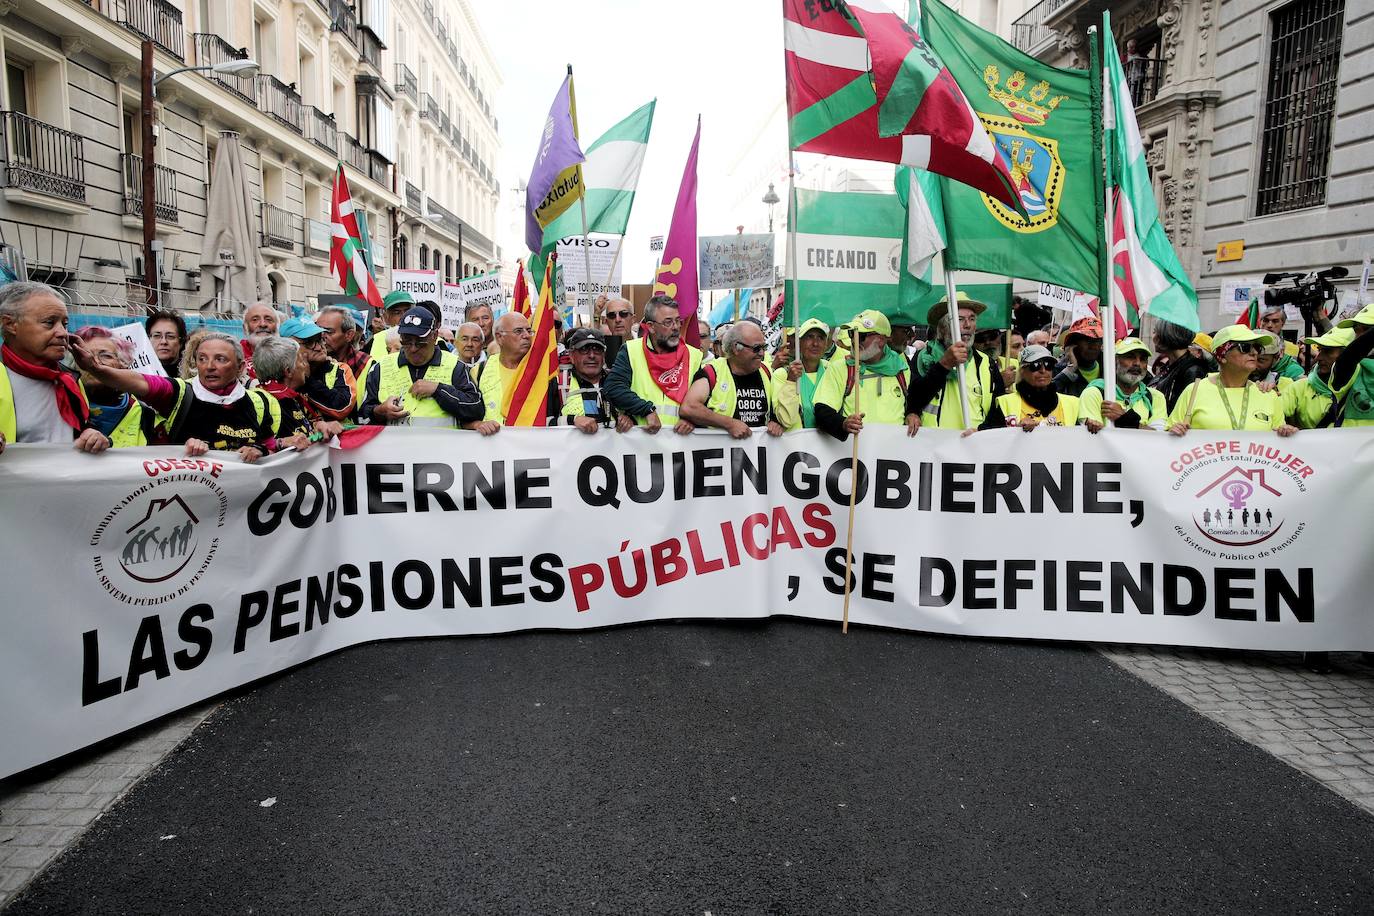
[605,310,631,320]
[739,343,767,355]
[1228,342,1261,355]
[1025,359,1057,372]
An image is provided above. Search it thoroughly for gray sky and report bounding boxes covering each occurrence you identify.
[471,0,787,284]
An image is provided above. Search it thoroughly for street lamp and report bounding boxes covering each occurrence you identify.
[762,182,780,233]
[141,40,260,307]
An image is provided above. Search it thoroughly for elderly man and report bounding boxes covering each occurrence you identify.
[465,302,496,354]
[682,320,783,438]
[369,290,416,360]
[239,302,280,381]
[279,316,356,421]
[472,312,552,432]
[1282,327,1355,428]
[975,344,1081,431]
[908,294,1000,430]
[596,294,635,340]
[359,306,483,430]
[316,306,370,383]
[0,281,109,454]
[557,327,629,433]
[1053,316,1105,396]
[1025,329,1051,349]
[604,294,703,433]
[1079,337,1167,431]
[1258,303,1312,365]
[813,310,910,441]
[456,321,486,366]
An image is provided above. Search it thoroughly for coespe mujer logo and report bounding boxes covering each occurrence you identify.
[88,458,228,606]
[1168,440,1313,558]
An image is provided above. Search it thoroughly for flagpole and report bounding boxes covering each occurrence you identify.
[567,64,595,327]
[841,325,861,635]
[788,152,800,361]
[942,255,972,429]
[1094,23,1117,413]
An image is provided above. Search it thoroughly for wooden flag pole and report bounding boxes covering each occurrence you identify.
[841,326,862,634]
[942,256,972,428]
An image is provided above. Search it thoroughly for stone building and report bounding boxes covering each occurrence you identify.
[0,0,498,320]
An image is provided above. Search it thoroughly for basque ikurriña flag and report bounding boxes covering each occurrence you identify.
[329,164,383,310]
[782,0,1020,210]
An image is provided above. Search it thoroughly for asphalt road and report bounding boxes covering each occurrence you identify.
[9,619,1374,915]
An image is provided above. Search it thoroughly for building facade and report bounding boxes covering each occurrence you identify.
[1010,0,1371,327]
[0,0,498,320]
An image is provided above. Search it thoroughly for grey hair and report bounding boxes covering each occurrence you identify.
[457,321,482,337]
[1153,318,1195,352]
[187,331,243,373]
[720,322,750,355]
[0,281,61,322]
[318,306,356,333]
[252,336,299,383]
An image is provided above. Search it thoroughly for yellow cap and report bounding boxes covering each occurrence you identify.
[1114,336,1152,358]
[1211,325,1274,351]
[1337,303,1374,329]
[1304,327,1356,348]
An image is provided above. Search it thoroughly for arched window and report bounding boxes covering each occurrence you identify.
[445,254,453,284]
[418,243,429,269]
[394,234,408,271]
[432,247,442,275]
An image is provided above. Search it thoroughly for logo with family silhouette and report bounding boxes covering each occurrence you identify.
[90,473,227,605]
[1192,466,1286,547]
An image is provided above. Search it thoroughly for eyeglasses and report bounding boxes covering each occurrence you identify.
[149,332,180,342]
[605,310,631,320]
[301,337,327,350]
[400,337,431,348]
[649,316,683,327]
[739,343,767,355]
[1025,359,1056,372]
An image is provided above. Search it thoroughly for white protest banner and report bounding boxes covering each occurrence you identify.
[111,322,167,376]
[699,233,776,291]
[556,236,621,313]
[441,283,464,329]
[391,269,441,302]
[1037,283,1079,313]
[460,271,504,313]
[4,427,1374,779]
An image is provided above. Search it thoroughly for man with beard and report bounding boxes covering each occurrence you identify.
[974,344,1081,431]
[1053,316,1105,397]
[604,294,703,434]
[907,294,1001,430]
[1078,337,1167,431]
[813,310,910,441]
[239,302,280,382]
[557,327,630,433]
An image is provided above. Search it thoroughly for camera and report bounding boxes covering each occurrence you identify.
[1263,265,1348,317]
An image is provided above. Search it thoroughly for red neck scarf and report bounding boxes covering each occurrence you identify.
[1,343,89,430]
[259,380,302,405]
[642,339,691,404]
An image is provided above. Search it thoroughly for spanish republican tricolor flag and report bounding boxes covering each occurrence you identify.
[500,254,559,426]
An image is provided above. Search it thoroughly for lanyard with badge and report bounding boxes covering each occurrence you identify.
[1214,377,1251,431]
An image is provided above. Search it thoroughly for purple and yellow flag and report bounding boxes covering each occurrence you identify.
[652,118,701,348]
[525,73,585,253]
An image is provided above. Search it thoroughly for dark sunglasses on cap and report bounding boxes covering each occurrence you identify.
[1025,359,1057,372]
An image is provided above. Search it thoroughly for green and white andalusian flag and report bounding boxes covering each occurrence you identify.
[895,166,1012,328]
[784,187,904,329]
[1103,14,1199,330]
[538,99,655,253]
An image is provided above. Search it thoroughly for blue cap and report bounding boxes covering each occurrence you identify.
[397,307,437,337]
[279,316,326,340]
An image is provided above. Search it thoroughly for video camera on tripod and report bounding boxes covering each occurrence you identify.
[1263,265,1348,320]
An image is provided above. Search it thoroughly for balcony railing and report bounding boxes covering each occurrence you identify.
[342,133,368,173]
[358,27,383,68]
[260,202,299,250]
[0,112,86,204]
[367,149,389,186]
[120,153,177,222]
[107,0,185,60]
[395,64,418,102]
[1125,55,1165,108]
[405,180,422,211]
[420,93,440,122]
[330,0,358,47]
[303,217,331,260]
[193,34,256,103]
[303,105,337,154]
[256,75,303,133]
[439,110,451,136]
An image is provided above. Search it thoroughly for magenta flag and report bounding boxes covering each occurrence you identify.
[652,118,701,348]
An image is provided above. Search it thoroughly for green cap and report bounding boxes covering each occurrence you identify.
[1114,336,1152,358]
[848,310,891,337]
[1337,303,1374,329]
[1211,324,1274,351]
[1304,327,1356,348]
[383,290,416,311]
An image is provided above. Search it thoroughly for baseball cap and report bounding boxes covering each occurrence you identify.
[1304,327,1356,348]
[1337,303,1374,329]
[1020,344,1054,365]
[565,327,606,350]
[1058,316,1105,347]
[797,317,831,339]
[849,309,892,337]
[1114,337,1152,358]
[397,306,438,337]
[1193,332,1214,353]
[1211,325,1274,351]
[383,290,416,311]
[278,316,326,340]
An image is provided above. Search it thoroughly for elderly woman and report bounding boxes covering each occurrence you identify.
[74,327,158,446]
[1150,318,1211,410]
[972,344,1081,432]
[773,318,831,431]
[71,330,279,462]
[145,310,187,378]
[253,335,343,450]
[0,281,109,455]
[1168,325,1297,436]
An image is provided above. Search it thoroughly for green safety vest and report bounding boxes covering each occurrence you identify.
[102,399,158,447]
[812,356,909,425]
[700,357,776,420]
[1283,376,1335,430]
[922,352,995,428]
[559,369,605,420]
[624,338,704,425]
[376,350,464,427]
[0,363,89,443]
[1336,360,1374,427]
[474,358,514,423]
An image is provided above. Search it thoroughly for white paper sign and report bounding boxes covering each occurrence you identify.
[441,283,465,329]
[649,235,665,252]
[460,271,504,312]
[391,269,441,301]
[699,234,776,291]
[110,322,167,376]
[1037,283,1080,313]
[556,236,622,313]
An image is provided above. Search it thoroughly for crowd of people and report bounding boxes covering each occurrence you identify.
[3,279,1373,461]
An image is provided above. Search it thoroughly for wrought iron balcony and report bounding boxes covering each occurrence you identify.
[439,110,451,136]
[367,149,389,186]
[395,64,418,102]
[120,153,177,222]
[405,180,422,211]
[107,0,185,61]
[342,133,368,173]
[304,105,337,154]
[257,76,303,133]
[358,27,383,69]
[330,0,358,47]
[193,34,256,103]
[1126,55,1165,108]
[0,112,86,204]
[420,93,440,123]
[260,201,300,251]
